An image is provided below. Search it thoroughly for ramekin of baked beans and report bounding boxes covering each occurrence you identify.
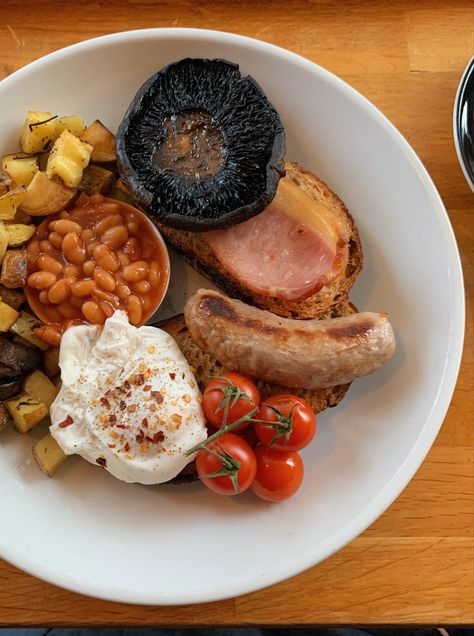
[25,194,170,346]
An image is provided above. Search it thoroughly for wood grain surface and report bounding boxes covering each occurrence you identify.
[0,0,473,627]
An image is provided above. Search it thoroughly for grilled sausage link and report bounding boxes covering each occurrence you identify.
[184,289,396,390]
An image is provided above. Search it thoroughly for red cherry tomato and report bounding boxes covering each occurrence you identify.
[202,372,260,431]
[251,445,304,502]
[196,433,257,496]
[255,395,316,451]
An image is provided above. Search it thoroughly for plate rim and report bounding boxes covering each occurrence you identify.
[0,27,466,605]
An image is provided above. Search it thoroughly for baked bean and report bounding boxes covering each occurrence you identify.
[118,252,130,267]
[83,260,96,276]
[27,271,57,290]
[49,232,63,249]
[127,294,143,326]
[27,240,41,268]
[132,280,151,295]
[124,237,141,260]
[58,210,71,220]
[81,300,106,324]
[35,325,62,347]
[47,277,74,304]
[127,220,139,234]
[94,214,123,236]
[94,268,116,292]
[122,260,149,283]
[62,232,86,265]
[39,240,56,255]
[54,219,82,236]
[92,287,120,307]
[99,300,115,318]
[102,225,129,249]
[71,279,96,297]
[37,254,64,277]
[87,241,99,256]
[58,302,81,319]
[38,290,49,304]
[147,261,161,286]
[98,201,121,215]
[116,283,131,301]
[81,228,95,243]
[93,244,119,272]
[64,263,81,278]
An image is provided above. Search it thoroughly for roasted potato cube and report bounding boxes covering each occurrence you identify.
[46,130,93,188]
[57,115,85,138]
[20,171,76,216]
[0,402,11,432]
[2,154,39,188]
[9,311,48,350]
[0,301,19,332]
[20,111,59,154]
[80,120,116,162]
[0,222,8,265]
[0,187,27,221]
[33,433,66,476]
[0,249,27,289]
[5,392,48,433]
[0,167,13,196]
[23,370,58,408]
[5,224,36,247]
[0,285,25,310]
[79,164,114,195]
[42,346,60,377]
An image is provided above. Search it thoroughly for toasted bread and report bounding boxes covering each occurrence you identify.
[157,162,363,319]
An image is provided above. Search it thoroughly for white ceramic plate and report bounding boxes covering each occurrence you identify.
[0,29,464,605]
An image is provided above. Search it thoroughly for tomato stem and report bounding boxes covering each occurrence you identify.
[185,406,259,456]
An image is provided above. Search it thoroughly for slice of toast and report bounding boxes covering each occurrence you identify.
[157,162,363,319]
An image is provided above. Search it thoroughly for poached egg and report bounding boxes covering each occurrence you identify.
[49,311,207,484]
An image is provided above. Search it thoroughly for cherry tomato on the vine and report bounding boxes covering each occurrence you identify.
[255,394,316,451]
[202,372,260,431]
[196,433,257,496]
[251,445,304,502]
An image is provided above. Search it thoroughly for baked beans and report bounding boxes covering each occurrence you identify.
[25,195,169,336]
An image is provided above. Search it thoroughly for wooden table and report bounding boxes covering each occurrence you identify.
[0,0,472,627]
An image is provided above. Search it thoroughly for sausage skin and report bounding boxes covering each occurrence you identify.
[184,289,396,390]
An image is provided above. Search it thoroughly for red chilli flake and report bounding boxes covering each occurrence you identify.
[143,384,152,392]
[134,374,145,386]
[151,391,164,404]
[116,424,127,429]
[169,372,176,380]
[108,414,117,425]
[119,400,126,411]
[96,457,107,467]
[153,431,165,444]
[145,435,153,443]
[135,429,145,443]
[123,380,131,390]
[124,442,130,452]
[107,444,116,449]
[142,417,149,428]
[100,397,111,409]
[58,415,73,428]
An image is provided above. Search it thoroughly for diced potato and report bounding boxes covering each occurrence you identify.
[0,285,25,310]
[23,370,59,408]
[33,432,67,476]
[9,311,48,350]
[1,154,39,187]
[20,111,59,154]
[0,167,13,196]
[0,186,27,221]
[12,334,37,349]
[79,164,114,195]
[5,392,48,433]
[20,171,76,216]
[57,115,85,138]
[0,300,19,332]
[43,346,60,377]
[0,249,27,289]
[46,130,93,188]
[0,222,8,265]
[80,120,116,162]
[5,223,36,247]
[0,403,11,433]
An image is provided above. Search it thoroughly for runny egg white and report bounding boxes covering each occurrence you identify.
[49,311,207,484]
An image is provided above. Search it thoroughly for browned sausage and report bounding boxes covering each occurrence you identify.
[184,289,396,390]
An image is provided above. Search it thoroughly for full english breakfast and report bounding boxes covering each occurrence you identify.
[0,58,396,501]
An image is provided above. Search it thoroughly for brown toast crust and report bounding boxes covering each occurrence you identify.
[157,162,363,319]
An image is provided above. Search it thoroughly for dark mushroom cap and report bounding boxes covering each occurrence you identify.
[116,58,285,231]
